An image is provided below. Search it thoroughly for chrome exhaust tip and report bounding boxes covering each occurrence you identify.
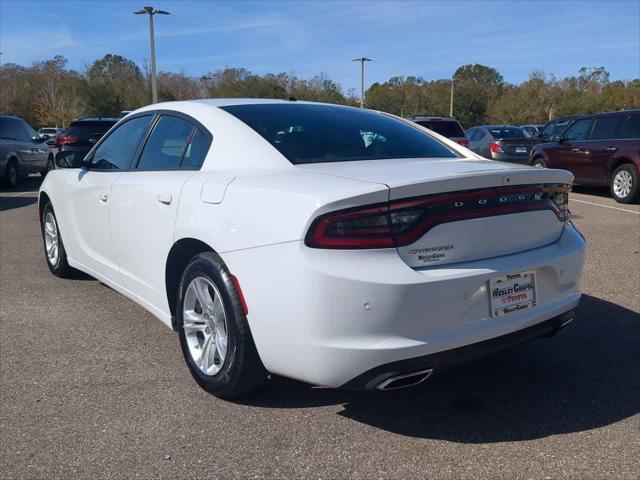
[376,368,434,391]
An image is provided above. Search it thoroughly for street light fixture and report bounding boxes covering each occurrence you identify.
[134,6,170,104]
[352,57,372,108]
[200,75,211,99]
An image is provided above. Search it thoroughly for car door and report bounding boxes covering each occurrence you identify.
[4,118,38,172]
[20,120,49,170]
[546,118,594,181]
[579,114,623,185]
[63,115,154,282]
[110,113,212,315]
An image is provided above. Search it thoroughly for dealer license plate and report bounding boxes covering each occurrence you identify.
[515,146,527,154]
[489,271,537,317]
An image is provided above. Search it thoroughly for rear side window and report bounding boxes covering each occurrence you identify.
[590,116,621,140]
[415,120,465,137]
[221,104,458,165]
[619,113,640,139]
[137,116,195,170]
[182,130,210,169]
[91,116,153,170]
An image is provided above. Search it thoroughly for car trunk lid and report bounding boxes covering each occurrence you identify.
[300,158,572,267]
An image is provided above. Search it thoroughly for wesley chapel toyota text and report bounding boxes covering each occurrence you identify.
[40,100,585,397]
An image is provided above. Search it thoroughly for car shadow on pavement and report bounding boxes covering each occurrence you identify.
[0,195,38,211]
[0,175,43,194]
[239,294,640,442]
[572,185,611,199]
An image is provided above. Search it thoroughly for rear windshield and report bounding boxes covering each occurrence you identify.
[66,121,116,140]
[414,120,465,138]
[488,127,526,139]
[221,104,458,164]
[41,128,58,134]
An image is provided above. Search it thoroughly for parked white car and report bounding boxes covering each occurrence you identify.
[39,99,586,397]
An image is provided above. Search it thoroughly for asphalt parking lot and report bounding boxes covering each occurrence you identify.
[1,177,638,479]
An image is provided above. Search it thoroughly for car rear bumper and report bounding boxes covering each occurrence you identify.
[221,223,585,388]
[342,309,574,390]
[491,153,531,164]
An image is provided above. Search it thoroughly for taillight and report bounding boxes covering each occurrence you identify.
[57,135,78,145]
[457,139,469,147]
[489,142,503,153]
[306,185,571,249]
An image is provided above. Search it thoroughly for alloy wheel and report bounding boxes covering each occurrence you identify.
[613,170,633,199]
[43,212,59,266]
[183,276,228,376]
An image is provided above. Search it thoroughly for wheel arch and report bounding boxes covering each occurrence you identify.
[165,237,216,330]
[607,157,637,180]
[38,191,51,223]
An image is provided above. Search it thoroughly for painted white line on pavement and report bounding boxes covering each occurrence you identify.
[2,191,38,198]
[571,198,640,215]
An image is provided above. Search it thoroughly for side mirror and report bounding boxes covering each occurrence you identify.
[55,150,86,169]
[557,135,567,144]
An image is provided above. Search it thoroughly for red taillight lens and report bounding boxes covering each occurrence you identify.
[489,142,503,153]
[457,139,469,147]
[57,135,78,145]
[305,185,571,249]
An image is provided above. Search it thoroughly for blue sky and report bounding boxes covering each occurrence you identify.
[0,0,638,93]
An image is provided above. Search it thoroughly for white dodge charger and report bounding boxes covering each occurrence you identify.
[40,99,585,397]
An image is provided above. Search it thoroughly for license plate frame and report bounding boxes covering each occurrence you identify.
[489,271,537,317]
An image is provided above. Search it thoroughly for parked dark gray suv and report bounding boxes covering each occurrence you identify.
[0,114,53,187]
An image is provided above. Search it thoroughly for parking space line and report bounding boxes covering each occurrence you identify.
[571,198,640,215]
[2,191,39,198]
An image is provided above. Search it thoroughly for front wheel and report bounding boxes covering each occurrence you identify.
[176,252,267,398]
[3,161,18,188]
[41,202,75,277]
[610,164,639,204]
[531,158,546,168]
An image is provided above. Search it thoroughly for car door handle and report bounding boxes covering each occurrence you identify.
[157,193,172,205]
[606,146,618,152]
[99,192,108,202]
[571,148,581,152]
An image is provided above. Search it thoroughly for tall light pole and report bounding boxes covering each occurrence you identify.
[134,6,170,104]
[352,57,371,108]
[449,78,454,117]
[200,75,211,99]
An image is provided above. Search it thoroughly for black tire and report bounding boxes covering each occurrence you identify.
[41,155,54,177]
[176,252,267,398]
[531,157,546,168]
[41,202,75,278]
[610,164,639,204]
[3,160,18,188]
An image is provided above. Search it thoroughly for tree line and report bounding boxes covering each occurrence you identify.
[1,54,638,129]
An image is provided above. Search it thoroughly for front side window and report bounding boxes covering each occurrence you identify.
[221,104,458,165]
[563,119,594,142]
[590,116,621,140]
[137,116,195,170]
[91,116,153,170]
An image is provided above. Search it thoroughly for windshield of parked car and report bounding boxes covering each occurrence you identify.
[488,127,526,139]
[414,120,465,137]
[221,104,459,164]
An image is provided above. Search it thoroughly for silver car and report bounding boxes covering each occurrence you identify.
[1,114,53,187]
[466,125,539,164]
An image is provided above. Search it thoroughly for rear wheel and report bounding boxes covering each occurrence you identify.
[610,164,639,204]
[41,155,54,177]
[531,158,546,168]
[176,252,267,398]
[3,160,18,187]
[41,202,75,277]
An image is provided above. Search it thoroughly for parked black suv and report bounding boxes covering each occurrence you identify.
[0,114,53,187]
[57,118,119,154]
